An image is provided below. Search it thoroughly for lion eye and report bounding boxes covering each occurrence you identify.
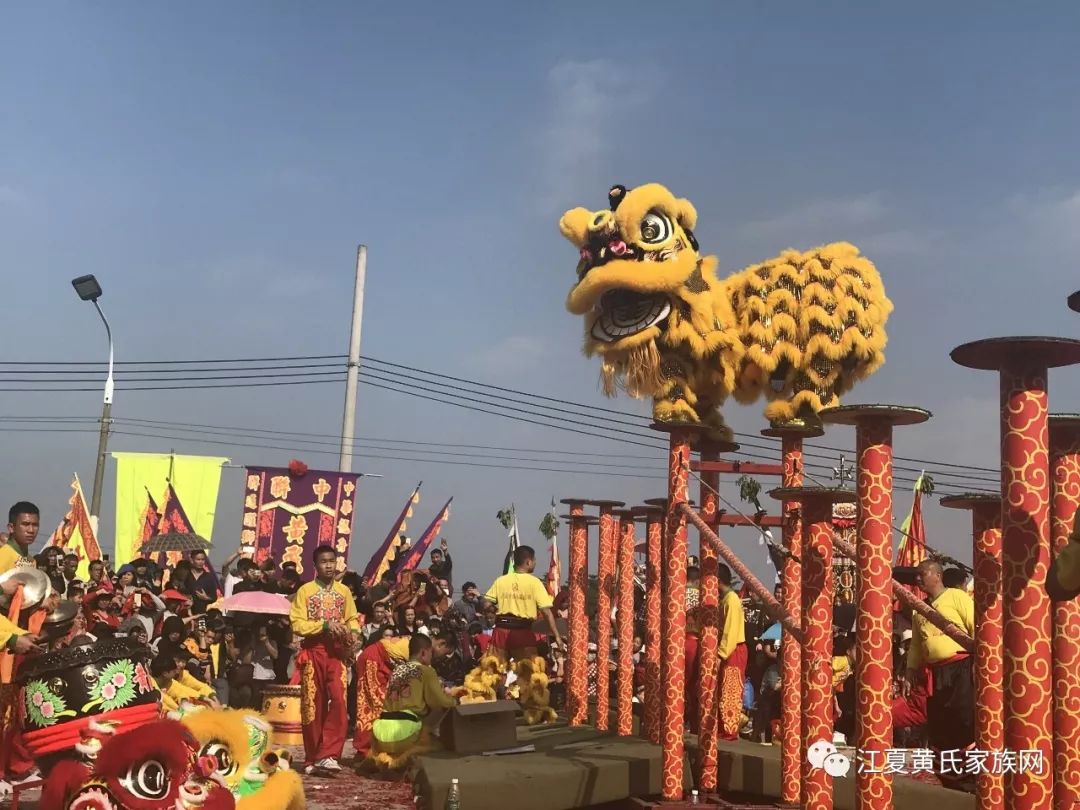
[203,742,236,776]
[120,759,168,800]
[640,212,672,244]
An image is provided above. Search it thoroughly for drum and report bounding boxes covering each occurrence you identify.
[17,636,159,772]
[261,684,303,746]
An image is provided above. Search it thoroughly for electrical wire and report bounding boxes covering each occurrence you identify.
[2,351,1001,480]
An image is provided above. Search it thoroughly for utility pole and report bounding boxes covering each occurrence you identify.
[339,245,367,472]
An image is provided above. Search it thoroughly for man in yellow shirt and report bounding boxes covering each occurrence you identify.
[1,502,46,786]
[484,545,564,664]
[903,560,976,759]
[368,633,457,770]
[289,544,361,775]
[716,564,747,740]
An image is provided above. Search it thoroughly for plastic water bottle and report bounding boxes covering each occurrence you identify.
[445,778,461,810]
[690,789,700,804]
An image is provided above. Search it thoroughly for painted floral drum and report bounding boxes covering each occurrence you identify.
[18,637,161,769]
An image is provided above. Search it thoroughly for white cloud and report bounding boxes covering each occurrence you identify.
[740,193,886,240]
[535,59,657,211]
[468,335,547,376]
[1007,188,1080,248]
[201,254,328,297]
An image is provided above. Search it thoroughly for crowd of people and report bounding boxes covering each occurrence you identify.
[2,497,979,794]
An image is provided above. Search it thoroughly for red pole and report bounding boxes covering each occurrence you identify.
[560,500,590,727]
[696,441,734,791]
[596,507,614,731]
[655,423,697,801]
[615,511,636,737]
[1049,414,1080,810]
[821,405,930,810]
[770,486,855,810]
[638,502,665,745]
[952,337,1080,810]
[762,422,822,805]
[941,493,1004,810]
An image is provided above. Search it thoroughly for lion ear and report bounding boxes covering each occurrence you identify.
[675,198,698,231]
[559,208,592,247]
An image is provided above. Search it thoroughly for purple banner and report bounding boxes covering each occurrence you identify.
[241,465,360,581]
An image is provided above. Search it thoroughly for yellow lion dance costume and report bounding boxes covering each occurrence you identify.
[179,705,305,810]
[561,183,891,438]
[455,654,557,726]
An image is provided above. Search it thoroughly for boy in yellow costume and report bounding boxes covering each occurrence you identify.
[368,633,457,770]
[290,544,360,775]
[716,564,747,740]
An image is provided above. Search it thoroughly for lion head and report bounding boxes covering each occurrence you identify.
[561,183,740,400]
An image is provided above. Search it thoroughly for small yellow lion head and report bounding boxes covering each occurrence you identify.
[562,183,703,353]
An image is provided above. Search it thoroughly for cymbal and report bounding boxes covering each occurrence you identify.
[44,599,79,625]
[0,566,52,609]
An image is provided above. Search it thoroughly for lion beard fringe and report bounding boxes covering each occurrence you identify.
[600,341,664,399]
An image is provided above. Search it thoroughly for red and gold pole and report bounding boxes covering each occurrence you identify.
[771,485,857,810]
[653,422,699,801]
[1049,414,1080,810]
[762,421,822,806]
[952,337,1080,810]
[822,405,930,810]
[560,500,592,727]
[615,510,636,737]
[941,493,1004,810]
[696,440,736,791]
[639,501,666,745]
[585,499,624,732]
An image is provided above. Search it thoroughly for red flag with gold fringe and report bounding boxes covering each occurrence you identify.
[48,474,102,580]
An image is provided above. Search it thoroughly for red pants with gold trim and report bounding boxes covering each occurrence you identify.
[718,642,748,740]
[0,683,34,779]
[297,643,348,765]
[353,641,396,757]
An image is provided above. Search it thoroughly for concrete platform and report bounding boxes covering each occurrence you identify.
[413,722,975,810]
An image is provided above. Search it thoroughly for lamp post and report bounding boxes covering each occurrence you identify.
[72,274,114,524]
[1069,290,1079,312]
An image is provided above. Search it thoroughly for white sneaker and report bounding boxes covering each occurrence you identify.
[317,757,341,772]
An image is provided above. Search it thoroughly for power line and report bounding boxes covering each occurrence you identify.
[0,354,346,366]
[0,371,346,384]
[3,351,1000,478]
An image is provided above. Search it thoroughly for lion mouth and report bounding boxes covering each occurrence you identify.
[591,290,671,343]
[69,785,118,810]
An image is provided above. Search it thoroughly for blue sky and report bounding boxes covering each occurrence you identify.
[3,2,1080,588]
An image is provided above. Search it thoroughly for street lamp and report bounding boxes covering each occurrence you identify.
[1069,290,1079,313]
[72,274,114,523]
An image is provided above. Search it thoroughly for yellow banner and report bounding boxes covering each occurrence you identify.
[112,452,229,565]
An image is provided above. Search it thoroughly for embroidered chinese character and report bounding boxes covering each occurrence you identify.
[312,478,331,503]
[269,475,291,500]
[340,499,353,517]
[284,515,308,543]
[247,474,260,491]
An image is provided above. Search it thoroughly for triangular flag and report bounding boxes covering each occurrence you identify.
[49,474,102,580]
[394,497,453,577]
[545,498,561,598]
[364,482,422,585]
[136,488,161,559]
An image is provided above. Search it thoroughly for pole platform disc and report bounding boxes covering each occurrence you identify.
[767,485,856,504]
[818,403,931,427]
[1049,412,1080,432]
[559,514,599,524]
[578,499,627,508]
[630,504,665,516]
[950,336,1080,370]
[760,419,825,439]
[940,492,1002,511]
